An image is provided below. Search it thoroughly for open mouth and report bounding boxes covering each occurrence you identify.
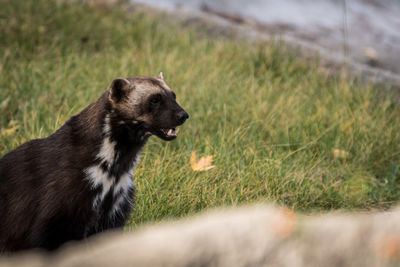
[157,127,179,141]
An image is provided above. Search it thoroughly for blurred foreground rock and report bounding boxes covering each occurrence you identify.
[1,205,400,267]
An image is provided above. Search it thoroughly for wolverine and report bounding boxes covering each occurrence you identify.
[0,73,188,252]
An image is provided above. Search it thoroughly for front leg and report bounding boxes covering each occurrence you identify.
[88,186,135,237]
[30,215,89,251]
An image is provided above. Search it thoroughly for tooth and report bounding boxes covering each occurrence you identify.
[175,128,179,134]
[167,129,173,136]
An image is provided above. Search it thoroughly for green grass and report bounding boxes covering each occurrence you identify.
[1,0,400,227]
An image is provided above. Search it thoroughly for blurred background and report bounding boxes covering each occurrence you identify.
[133,0,400,83]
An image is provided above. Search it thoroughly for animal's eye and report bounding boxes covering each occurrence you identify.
[150,94,161,104]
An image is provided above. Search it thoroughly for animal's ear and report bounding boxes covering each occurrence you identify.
[109,78,131,103]
[157,72,164,81]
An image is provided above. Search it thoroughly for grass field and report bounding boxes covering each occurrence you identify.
[1,0,400,227]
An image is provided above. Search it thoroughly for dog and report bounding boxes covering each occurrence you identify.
[0,73,188,252]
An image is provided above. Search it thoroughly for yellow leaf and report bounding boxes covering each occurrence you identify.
[0,97,10,111]
[190,151,215,171]
[332,148,349,159]
[0,125,19,137]
[341,120,354,132]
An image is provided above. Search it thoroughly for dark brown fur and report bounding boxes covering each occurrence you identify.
[0,75,188,252]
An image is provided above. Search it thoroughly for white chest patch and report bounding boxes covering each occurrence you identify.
[84,115,140,217]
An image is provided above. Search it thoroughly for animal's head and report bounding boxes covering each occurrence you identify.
[108,72,189,141]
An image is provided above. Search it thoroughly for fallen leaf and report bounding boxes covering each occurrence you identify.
[190,151,215,171]
[340,120,354,132]
[332,148,349,159]
[0,124,19,137]
[375,234,400,260]
[0,97,10,111]
[269,207,297,237]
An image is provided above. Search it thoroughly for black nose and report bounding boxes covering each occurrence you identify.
[176,111,189,124]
